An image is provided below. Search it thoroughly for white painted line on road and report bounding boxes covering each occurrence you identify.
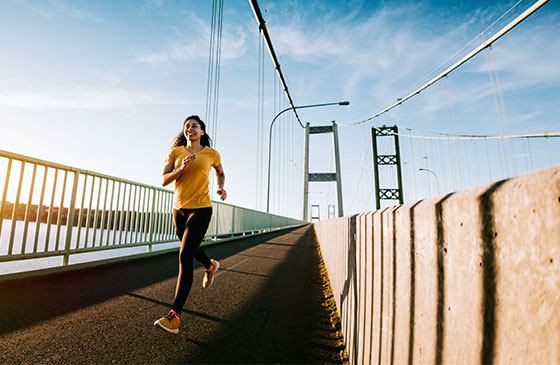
[215,258,249,278]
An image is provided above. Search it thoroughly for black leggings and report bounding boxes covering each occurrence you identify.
[171,207,213,314]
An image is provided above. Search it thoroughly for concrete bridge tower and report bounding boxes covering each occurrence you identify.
[303,121,343,221]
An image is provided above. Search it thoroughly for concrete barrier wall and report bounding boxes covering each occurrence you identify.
[313,166,560,365]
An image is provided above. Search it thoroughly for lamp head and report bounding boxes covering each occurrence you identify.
[338,101,350,106]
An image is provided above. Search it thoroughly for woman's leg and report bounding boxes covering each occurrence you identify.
[171,207,213,314]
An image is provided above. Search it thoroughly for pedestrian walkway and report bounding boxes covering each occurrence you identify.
[0,225,345,364]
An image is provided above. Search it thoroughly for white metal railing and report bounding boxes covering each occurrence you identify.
[0,149,303,271]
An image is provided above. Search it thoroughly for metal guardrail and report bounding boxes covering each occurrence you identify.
[0,149,303,271]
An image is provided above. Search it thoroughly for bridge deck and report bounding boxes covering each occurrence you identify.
[0,225,344,364]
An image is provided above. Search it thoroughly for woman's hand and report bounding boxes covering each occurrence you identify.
[216,188,227,201]
[179,154,196,171]
[162,154,196,187]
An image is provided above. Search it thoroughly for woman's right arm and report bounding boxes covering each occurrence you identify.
[162,161,179,186]
[162,155,194,186]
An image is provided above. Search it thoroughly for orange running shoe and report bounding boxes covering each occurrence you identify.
[154,309,180,334]
[203,259,219,288]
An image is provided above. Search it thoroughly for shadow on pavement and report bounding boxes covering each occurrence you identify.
[0,228,300,336]
[182,225,345,364]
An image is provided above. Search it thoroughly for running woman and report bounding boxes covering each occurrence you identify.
[154,115,227,334]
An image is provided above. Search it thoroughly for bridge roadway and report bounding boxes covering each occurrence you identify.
[0,225,345,364]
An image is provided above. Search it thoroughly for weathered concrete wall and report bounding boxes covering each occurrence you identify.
[313,166,560,365]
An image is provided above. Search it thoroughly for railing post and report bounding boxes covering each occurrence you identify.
[63,171,80,266]
[0,149,306,274]
[231,206,236,234]
[0,158,13,243]
[9,161,26,255]
[147,188,156,253]
[215,202,220,237]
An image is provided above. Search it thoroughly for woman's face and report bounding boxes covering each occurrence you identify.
[184,119,204,142]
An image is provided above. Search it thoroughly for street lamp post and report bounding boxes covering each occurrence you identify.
[419,167,440,195]
[266,101,349,213]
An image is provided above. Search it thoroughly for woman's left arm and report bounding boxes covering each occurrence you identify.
[215,163,227,200]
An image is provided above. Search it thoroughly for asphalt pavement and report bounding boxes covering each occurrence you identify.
[0,224,345,364]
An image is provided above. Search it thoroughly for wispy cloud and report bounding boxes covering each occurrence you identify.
[268,4,465,100]
[476,21,560,85]
[133,13,247,65]
[0,88,191,110]
[134,40,202,64]
[14,0,102,22]
[266,1,559,123]
[140,0,165,12]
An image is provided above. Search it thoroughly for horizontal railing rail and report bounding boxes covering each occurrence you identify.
[0,149,304,274]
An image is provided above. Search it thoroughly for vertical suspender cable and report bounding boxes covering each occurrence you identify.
[260,37,266,209]
[294,101,303,217]
[545,137,552,166]
[261,38,266,209]
[273,71,278,213]
[485,49,509,179]
[415,97,429,197]
[211,0,223,147]
[205,0,217,125]
[521,135,531,173]
[248,0,304,128]
[442,81,457,190]
[525,138,535,170]
[484,139,494,181]
[471,138,482,185]
[255,35,261,209]
[489,47,517,176]
[279,86,283,215]
[444,77,463,190]
[407,124,419,199]
[281,79,285,214]
[275,79,280,213]
[342,0,550,126]
[272,72,277,212]
[256,36,264,210]
[205,0,223,196]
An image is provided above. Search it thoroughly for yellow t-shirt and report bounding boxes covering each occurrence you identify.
[165,146,221,209]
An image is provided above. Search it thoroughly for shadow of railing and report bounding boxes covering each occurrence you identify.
[0,227,298,336]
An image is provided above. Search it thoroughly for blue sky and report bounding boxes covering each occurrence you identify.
[0,0,558,220]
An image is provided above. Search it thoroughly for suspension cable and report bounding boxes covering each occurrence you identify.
[379,125,560,140]
[204,0,217,125]
[205,0,223,136]
[401,0,526,98]
[248,0,304,128]
[335,0,550,128]
[211,0,224,147]
[205,0,224,196]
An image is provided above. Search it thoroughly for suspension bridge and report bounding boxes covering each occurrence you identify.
[1,0,559,364]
